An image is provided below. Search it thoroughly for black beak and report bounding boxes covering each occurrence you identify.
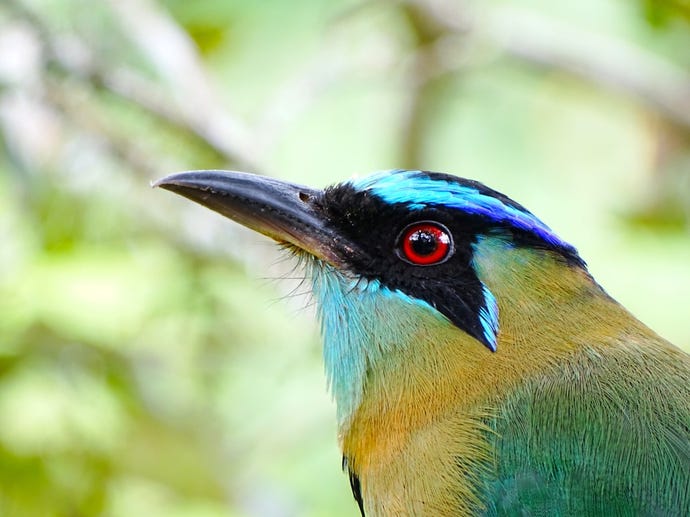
[153,170,354,265]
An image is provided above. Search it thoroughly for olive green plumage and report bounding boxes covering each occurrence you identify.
[485,338,690,516]
[338,242,690,516]
[477,242,690,516]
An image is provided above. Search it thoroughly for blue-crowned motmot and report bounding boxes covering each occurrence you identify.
[155,169,690,516]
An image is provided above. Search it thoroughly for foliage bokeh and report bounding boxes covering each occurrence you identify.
[0,0,688,515]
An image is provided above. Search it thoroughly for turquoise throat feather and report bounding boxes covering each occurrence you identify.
[306,256,450,426]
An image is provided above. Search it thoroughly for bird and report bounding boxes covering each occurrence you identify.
[155,168,690,516]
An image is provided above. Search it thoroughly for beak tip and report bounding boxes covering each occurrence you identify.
[151,175,172,190]
[152,172,191,192]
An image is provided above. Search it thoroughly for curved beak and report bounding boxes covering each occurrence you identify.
[153,170,354,266]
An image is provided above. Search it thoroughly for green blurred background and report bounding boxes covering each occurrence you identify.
[0,0,688,515]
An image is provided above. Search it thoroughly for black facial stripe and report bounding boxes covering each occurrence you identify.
[319,179,585,347]
[319,184,490,346]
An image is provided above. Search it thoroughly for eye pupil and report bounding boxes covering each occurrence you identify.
[398,222,453,266]
[409,231,438,256]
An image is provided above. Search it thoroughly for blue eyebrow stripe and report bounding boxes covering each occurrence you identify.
[349,170,573,251]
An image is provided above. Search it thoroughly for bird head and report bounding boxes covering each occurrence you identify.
[155,169,594,422]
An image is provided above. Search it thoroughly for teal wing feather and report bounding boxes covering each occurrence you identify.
[481,344,690,516]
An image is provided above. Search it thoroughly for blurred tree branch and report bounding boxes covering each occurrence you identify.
[3,0,260,172]
[105,0,259,170]
[481,6,690,130]
[347,0,690,171]
[397,2,453,169]
[391,1,690,131]
[9,0,689,175]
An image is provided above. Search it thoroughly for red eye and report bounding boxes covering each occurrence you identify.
[398,222,453,266]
